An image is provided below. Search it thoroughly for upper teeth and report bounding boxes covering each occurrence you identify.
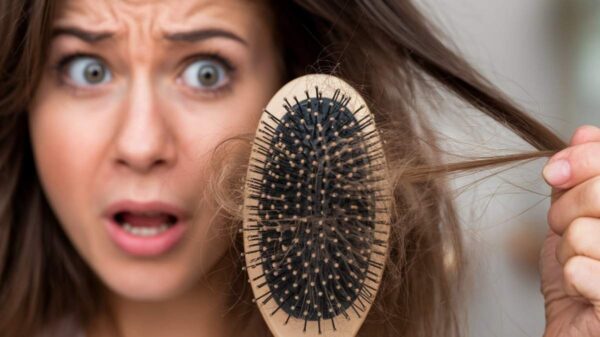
[122,223,170,237]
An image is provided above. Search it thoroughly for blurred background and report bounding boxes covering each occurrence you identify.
[414,0,600,335]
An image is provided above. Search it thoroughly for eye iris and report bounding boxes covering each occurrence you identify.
[84,62,105,83]
[197,64,219,86]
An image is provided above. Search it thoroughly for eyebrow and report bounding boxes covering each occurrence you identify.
[51,26,248,46]
[165,29,247,46]
[52,27,113,43]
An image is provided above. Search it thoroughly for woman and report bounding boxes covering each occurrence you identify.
[0,0,594,336]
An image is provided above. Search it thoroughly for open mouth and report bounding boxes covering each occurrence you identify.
[103,200,189,256]
[113,211,179,237]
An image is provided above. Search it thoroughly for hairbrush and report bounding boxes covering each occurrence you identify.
[241,74,391,337]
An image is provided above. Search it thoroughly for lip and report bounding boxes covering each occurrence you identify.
[104,200,189,221]
[103,200,190,257]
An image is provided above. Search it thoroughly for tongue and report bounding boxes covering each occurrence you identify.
[121,212,171,227]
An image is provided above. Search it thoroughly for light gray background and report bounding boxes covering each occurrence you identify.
[415,1,595,336]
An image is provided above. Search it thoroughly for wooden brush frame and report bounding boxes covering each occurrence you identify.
[242,74,391,337]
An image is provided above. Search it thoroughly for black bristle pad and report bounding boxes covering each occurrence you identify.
[246,88,385,323]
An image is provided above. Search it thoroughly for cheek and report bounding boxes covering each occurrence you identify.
[31,119,95,192]
[28,99,107,255]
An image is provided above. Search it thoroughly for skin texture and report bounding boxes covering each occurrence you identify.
[27,0,281,336]
[542,125,600,336]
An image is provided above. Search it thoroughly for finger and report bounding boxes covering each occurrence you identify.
[541,229,589,309]
[570,125,600,146]
[543,141,600,190]
[563,255,600,309]
[556,217,600,265]
[543,126,600,203]
[547,176,600,234]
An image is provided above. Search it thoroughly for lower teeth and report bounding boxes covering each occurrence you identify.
[121,223,171,237]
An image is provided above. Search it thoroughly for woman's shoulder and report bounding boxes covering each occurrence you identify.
[37,313,86,337]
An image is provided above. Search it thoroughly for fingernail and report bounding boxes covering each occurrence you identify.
[543,159,571,186]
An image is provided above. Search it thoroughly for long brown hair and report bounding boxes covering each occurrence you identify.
[0,1,565,336]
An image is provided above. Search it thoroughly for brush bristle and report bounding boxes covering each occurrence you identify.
[243,86,389,333]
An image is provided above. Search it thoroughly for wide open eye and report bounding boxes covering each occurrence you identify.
[180,58,229,91]
[63,56,112,87]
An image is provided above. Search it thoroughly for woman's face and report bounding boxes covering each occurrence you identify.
[28,0,281,300]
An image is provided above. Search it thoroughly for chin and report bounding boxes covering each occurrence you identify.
[85,225,233,302]
[97,259,199,302]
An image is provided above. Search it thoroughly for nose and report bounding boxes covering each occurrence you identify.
[113,76,176,173]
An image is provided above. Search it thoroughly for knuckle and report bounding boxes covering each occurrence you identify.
[547,207,561,233]
[565,218,590,254]
[547,205,566,234]
[563,255,586,285]
[546,203,569,235]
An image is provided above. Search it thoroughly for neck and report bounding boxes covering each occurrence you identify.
[87,254,242,337]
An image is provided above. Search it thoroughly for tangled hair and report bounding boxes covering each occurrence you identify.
[0,0,565,336]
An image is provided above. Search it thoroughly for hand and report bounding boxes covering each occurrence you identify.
[541,125,600,337]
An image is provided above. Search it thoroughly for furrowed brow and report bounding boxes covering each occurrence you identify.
[50,26,248,47]
[164,28,247,46]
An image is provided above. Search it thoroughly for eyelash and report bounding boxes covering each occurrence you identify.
[52,51,237,98]
[52,51,105,93]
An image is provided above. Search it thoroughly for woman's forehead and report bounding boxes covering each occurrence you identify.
[53,0,268,38]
